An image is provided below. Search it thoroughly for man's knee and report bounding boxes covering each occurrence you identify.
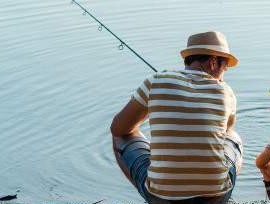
[112,135,150,186]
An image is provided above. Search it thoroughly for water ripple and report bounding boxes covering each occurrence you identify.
[1,0,270,203]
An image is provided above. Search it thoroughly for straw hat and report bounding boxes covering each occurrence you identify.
[180,31,238,67]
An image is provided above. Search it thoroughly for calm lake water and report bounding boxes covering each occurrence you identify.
[1,0,270,203]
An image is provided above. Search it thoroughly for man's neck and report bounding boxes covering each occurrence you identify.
[186,61,224,81]
[185,66,204,71]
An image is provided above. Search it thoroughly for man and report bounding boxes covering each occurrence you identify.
[111,31,243,204]
[256,143,270,199]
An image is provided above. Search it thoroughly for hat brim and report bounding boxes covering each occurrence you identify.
[180,48,238,67]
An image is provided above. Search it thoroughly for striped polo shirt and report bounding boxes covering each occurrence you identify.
[133,69,236,200]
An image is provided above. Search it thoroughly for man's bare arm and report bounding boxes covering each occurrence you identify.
[256,148,270,169]
[226,114,236,135]
[110,98,148,137]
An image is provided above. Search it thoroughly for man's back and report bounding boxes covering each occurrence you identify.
[111,31,242,204]
[133,69,236,200]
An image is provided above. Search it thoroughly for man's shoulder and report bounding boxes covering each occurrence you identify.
[220,82,235,95]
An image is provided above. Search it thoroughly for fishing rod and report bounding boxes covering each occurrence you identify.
[71,0,158,73]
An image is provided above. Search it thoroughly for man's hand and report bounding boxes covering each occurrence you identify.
[259,162,270,182]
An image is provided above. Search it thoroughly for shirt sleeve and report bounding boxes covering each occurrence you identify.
[132,75,154,107]
[231,89,237,115]
[224,83,237,115]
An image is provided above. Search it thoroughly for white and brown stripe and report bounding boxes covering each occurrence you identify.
[133,70,236,200]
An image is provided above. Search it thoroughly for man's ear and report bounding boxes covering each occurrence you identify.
[209,56,216,70]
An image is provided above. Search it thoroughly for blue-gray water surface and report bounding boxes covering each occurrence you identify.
[1,0,270,203]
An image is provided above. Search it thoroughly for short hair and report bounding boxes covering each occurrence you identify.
[184,55,211,66]
[184,55,227,67]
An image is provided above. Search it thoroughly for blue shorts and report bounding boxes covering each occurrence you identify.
[114,135,243,204]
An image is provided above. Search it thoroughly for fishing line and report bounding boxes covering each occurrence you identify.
[71,0,158,73]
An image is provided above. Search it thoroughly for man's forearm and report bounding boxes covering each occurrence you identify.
[110,114,138,137]
[110,99,148,138]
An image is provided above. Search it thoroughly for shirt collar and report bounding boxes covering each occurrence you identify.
[183,66,209,75]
